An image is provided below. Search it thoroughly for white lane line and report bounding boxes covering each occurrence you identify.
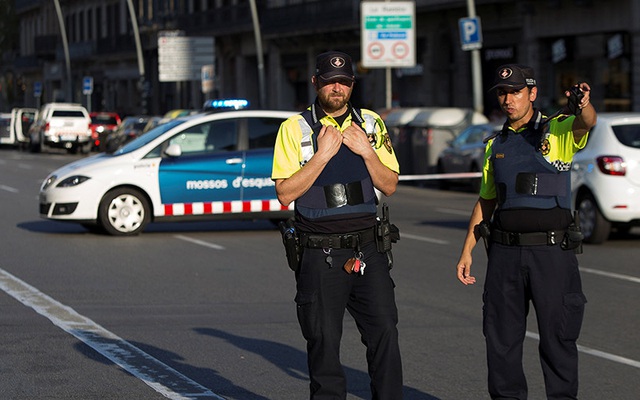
[526,331,640,369]
[436,207,472,217]
[0,268,225,400]
[0,184,19,193]
[579,266,640,284]
[174,235,225,250]
[401,232,449,245]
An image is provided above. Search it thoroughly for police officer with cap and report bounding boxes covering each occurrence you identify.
[271,50,402,399]
[455,64,596,400]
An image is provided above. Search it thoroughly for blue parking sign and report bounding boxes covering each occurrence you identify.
[459,17,482,51]
[83,76,93,95]
[34,81,42,97]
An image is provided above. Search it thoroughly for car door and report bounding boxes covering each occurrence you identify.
[238,116,287,203]
[13,108,38,143]
[157,118,244,205]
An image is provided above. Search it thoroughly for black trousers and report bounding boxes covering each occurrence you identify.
[484,243,587,400]
[295,240,403,400]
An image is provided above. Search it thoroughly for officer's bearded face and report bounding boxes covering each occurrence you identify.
[316,78,353,114]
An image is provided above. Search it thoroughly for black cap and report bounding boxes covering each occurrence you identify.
[489,64,537,91]
[315,51,354,82]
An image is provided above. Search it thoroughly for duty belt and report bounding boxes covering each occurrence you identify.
[300,227,376,249]
[491,228,566,246]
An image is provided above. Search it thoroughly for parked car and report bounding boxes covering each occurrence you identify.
[29,103,92,153]
[90,112,121,151]
[8,108,38,149]
[142,116,164,133]
[0,113,12,146]
[158,108,199,125]
[39,109,296,235]
[570,113,640,243]
[101,115,152,152]
[436,122,502,191]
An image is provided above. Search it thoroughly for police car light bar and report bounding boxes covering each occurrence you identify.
[202,98,249,111]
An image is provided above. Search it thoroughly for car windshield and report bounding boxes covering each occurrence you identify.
[52,110,86,118]
[110,119,185,155]
[611,124,640,148]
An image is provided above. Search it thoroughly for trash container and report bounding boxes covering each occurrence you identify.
[383,107,425,176]
[407,107,488,175]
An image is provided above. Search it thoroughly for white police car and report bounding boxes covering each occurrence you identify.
[39,109,296,235]
[571,112,640,243]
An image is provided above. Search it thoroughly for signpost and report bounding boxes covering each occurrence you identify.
[201,64,215,98]
[361,1,416,109]
[361,1,416,68]
[82,76,93,113]
[460,0,483,115]
[459,17,483,51]
[158,32,215,82]
[34,81,42,109]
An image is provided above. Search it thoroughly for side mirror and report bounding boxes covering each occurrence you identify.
[164,143,182,157]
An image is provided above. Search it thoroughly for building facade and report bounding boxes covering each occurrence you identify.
[4,0,640,118]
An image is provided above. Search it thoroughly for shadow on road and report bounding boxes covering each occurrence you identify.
[194,327,440,400]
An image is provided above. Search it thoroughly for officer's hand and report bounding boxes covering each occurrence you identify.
[342,122,375,157]
[316,125,342,161]
[565,82,591,115]
[456,255,476,285]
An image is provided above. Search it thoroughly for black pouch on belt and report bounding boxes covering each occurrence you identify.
[561,212,584,254]
[376,203,400,253]
[279,217,302,271]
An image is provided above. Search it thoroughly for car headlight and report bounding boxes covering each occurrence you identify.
[57,175,91,188]
[42,175,57,190]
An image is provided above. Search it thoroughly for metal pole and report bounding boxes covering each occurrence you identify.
[249,0,266,109]
[386,67,392,109]
[126,0,145,78]
[467,0,483,114]
[53,0,72,102]
[126,0,148,113]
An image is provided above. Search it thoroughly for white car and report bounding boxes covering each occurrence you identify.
[571,113,640,243]
[39,110,296,235]
[29,103,92,153]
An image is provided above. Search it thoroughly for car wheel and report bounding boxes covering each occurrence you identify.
[577,192,611,244]
[98,188,150,236]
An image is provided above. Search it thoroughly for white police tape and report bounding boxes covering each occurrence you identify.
[398,172,482,181]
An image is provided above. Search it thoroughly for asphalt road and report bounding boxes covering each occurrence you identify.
[0,148,638,400]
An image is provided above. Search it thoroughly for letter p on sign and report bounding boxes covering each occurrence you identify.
[459,17,482,51]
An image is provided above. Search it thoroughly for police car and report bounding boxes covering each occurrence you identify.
[39,109,296,235]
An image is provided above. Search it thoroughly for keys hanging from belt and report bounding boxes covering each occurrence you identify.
[344,250,366,275]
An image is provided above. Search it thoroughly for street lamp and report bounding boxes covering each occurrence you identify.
[53,0,71,102]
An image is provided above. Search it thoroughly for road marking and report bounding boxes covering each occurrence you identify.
[0,184,19,193]
[526,331,640,369]
[436,207,472,216]
[174,234,225,250]
[401,232,449,245]
[0,268,225,400]
[580,266,640,284]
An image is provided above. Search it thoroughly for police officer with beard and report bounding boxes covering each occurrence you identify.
[271,51,403,400]
[456,64,596,400]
